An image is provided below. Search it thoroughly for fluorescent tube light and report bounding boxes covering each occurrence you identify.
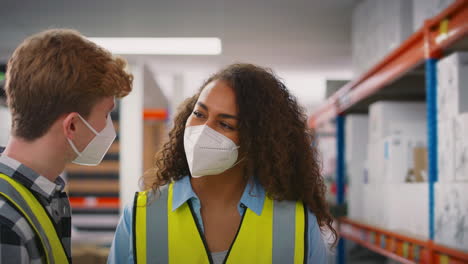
[87,37,222,55]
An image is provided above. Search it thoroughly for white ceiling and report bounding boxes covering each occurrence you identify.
[0,0,353,71]
[0,0,355,111]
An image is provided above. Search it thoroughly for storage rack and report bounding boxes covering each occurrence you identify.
[308,1,468,263]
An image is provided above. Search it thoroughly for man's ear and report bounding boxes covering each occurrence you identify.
[62,113,79,140]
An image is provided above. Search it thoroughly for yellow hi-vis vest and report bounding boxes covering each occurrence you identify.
[0,173,69,264]
[133,183,308,264]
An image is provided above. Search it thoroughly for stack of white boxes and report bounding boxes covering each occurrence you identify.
[352,0,413,77]
[364,101,429,237]
[368,102,427,184]
[436,52,468,250]
[345,115,369,221]
[413,0,455,32]
[0,106,11,147]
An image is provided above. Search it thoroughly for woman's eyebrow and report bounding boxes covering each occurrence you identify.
[197,102,208,110]
[218,113,239,120]
[197,102,239,120]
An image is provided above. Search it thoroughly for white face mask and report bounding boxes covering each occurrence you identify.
[184,125,241,178]
[67,114,116,166]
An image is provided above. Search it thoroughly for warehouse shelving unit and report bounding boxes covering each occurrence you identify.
[308,1,468,263]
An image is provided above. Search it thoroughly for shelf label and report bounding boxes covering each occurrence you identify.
[440,255,449,264]
[402,242,409,258]
[360,230,366,241]
[436,19,450,44]
[440,19,449,35]
[370,232,376,244]
[389,238,396,252]
[380,235,386,248]
[413,245,420,262]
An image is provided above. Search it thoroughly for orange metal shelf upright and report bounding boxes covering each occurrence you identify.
[308,0,468,129]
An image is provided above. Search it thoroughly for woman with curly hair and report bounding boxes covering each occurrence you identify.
[108,64,335,264]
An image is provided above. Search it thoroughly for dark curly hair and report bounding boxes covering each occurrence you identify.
[143,63,337,246]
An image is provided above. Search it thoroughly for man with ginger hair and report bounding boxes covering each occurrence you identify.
[0,29,133,263]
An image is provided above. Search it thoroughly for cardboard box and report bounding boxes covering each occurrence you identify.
[413,147,428,182]
[369,101,426,142]
[435,183,468,251]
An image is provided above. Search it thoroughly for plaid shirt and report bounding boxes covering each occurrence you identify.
[0,152,72,263]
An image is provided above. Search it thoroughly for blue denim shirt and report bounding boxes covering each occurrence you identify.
[108,176,328,263]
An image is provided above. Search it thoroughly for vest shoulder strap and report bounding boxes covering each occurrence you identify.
[0,173,69,264]
[134,185,170,264]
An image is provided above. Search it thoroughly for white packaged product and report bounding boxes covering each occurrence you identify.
[383,134,427,183]
[346,115,369,220]
[454,114,468,181]
[389,121,427,139]
[388,183,429,239]
[367,139,385,184]
[435,183,468,251]
[346,115,369,165]
[438,119,456,182]
[362,183,385,227]
[352,0,413,76]
[369,101,426,142]
[437,52,468,122]
[0,107,11,146]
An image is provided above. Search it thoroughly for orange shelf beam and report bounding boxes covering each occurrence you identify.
[340,217,468,264]
[143,108,168,121]
[308,0,468,128]
[69,197,120,209]
[341,232,418,264]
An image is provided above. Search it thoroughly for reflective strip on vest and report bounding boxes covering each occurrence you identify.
[0,173,69,264]
[134,183,307,264]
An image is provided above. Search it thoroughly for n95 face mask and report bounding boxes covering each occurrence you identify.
[184,125,240,178]
[67,114,116,166]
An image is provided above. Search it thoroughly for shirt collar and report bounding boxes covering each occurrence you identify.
[0,154,65,200]
[172,176,266,216]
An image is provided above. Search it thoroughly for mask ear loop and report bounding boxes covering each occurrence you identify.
[67,114,103,157]
[67,138,82,157]
[229,154,247,170]
[77,114,99,135]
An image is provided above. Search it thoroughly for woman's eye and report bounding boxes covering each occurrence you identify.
[193,111,204,118]
[220,122,234,130]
